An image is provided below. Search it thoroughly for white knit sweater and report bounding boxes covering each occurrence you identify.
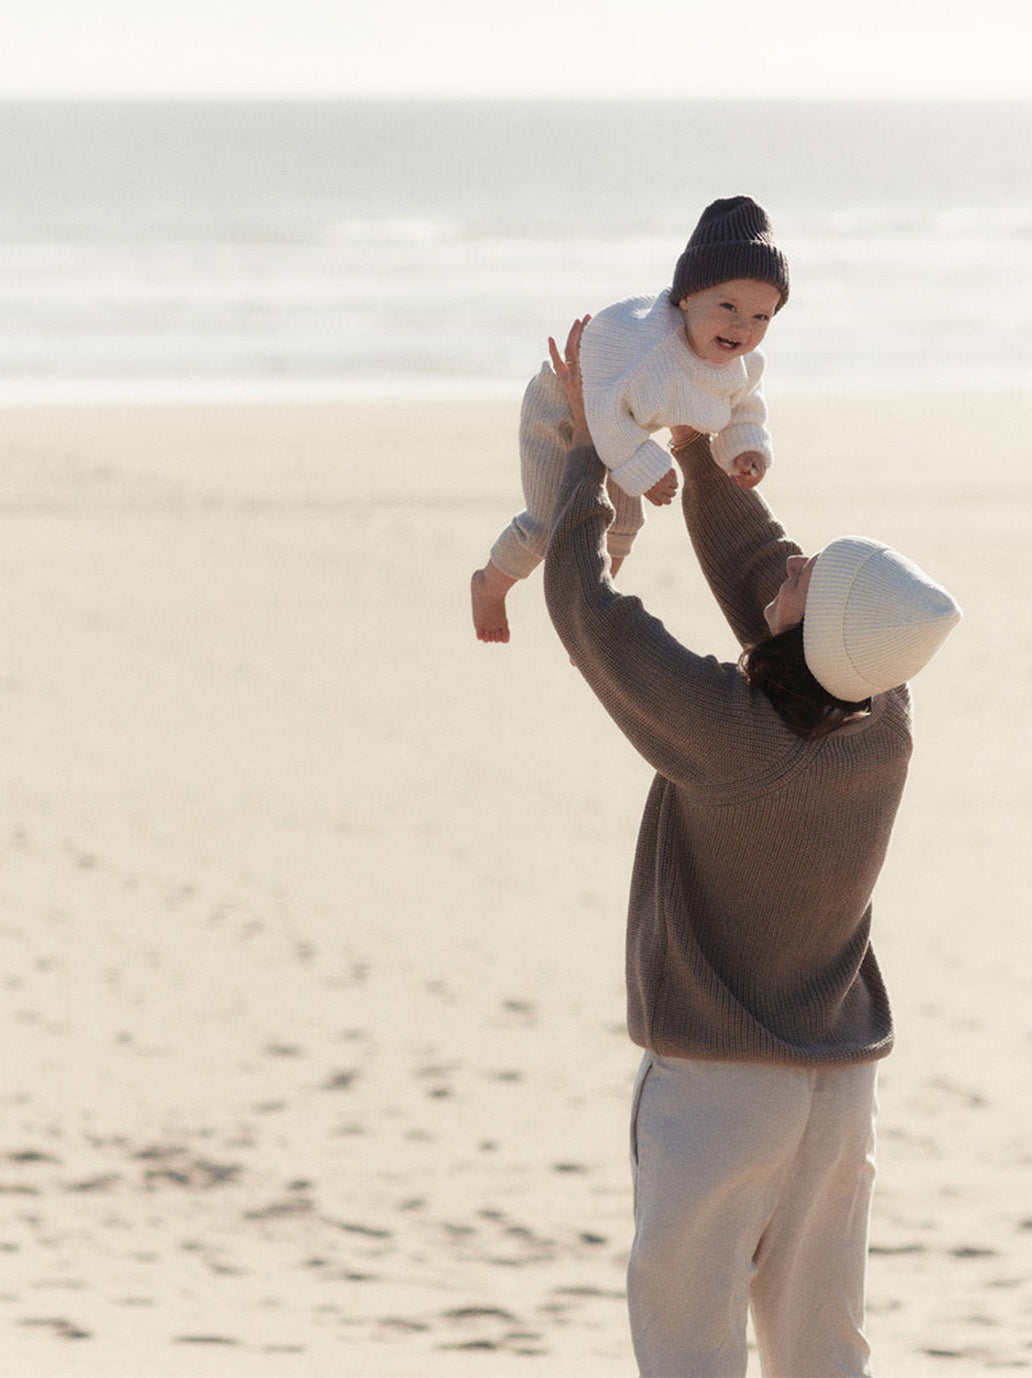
[580,293,772,497]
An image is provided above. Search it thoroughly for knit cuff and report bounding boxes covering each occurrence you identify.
[710,424,772,476]
[609,438,675,498]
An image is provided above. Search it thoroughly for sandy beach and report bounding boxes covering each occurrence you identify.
[0,388,1028,1377]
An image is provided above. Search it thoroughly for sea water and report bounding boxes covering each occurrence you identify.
[0,98,1029,399]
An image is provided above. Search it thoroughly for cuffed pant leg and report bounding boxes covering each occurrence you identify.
[628,1056,814,1378]
[750,1063,878,1378]
[604,474,645,562]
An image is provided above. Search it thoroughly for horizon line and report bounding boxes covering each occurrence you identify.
[0,91,1030,105]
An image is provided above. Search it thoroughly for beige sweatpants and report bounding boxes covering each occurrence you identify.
[489,362,646,580]
[628,1053,878,1378]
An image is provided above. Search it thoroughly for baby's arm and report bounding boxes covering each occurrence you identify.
[710,352,772,481]
[583,381,675,499]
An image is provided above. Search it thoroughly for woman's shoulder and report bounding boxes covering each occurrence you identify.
[809,687,914,768]
[664,658,818,796]
[875,684,914,747]
[688,673,913,800]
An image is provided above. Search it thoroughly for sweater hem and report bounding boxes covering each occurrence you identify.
[628,1029,895,1068]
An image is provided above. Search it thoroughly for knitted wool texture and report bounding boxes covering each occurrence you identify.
[543,438,914,1065]
[805,537,961,702]
[671,196,790,310]
[580,294,771,492]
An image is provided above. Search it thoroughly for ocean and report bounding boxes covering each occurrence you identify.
[0,98,1030,400]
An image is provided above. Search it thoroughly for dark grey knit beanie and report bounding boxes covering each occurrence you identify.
[669,196,789,311]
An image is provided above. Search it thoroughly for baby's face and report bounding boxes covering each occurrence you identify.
[679,279,781,366]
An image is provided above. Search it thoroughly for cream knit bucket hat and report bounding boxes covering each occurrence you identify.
[803,537,962,702]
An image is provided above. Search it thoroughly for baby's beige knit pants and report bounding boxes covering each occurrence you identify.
[490,362,646,580]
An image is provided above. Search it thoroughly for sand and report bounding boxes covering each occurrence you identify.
[0,389,1028,1376]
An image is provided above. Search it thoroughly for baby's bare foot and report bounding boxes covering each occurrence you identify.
[471,565,514,642]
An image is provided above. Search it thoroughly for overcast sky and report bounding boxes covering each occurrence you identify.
[3,0,1028,100]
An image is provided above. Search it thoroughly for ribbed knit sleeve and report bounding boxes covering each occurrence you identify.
[607,434,675,499]
[709,351,771,474]
[678,434,800,648]
[543,445,795,791]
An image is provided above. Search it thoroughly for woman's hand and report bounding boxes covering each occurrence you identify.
[548,316,592,448]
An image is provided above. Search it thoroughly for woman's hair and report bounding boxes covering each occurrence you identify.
[741,622,869,741]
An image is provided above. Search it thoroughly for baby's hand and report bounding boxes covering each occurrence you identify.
[731,451,770,489]
[644,468,678,506]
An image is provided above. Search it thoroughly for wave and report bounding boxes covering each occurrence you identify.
[0,99,1028,394]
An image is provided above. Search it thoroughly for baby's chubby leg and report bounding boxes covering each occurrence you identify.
[473,554,623,650]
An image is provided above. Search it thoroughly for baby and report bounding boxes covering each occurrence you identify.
[471,195,790,642]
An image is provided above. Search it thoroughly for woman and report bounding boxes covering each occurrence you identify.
[542,319,960,1377]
